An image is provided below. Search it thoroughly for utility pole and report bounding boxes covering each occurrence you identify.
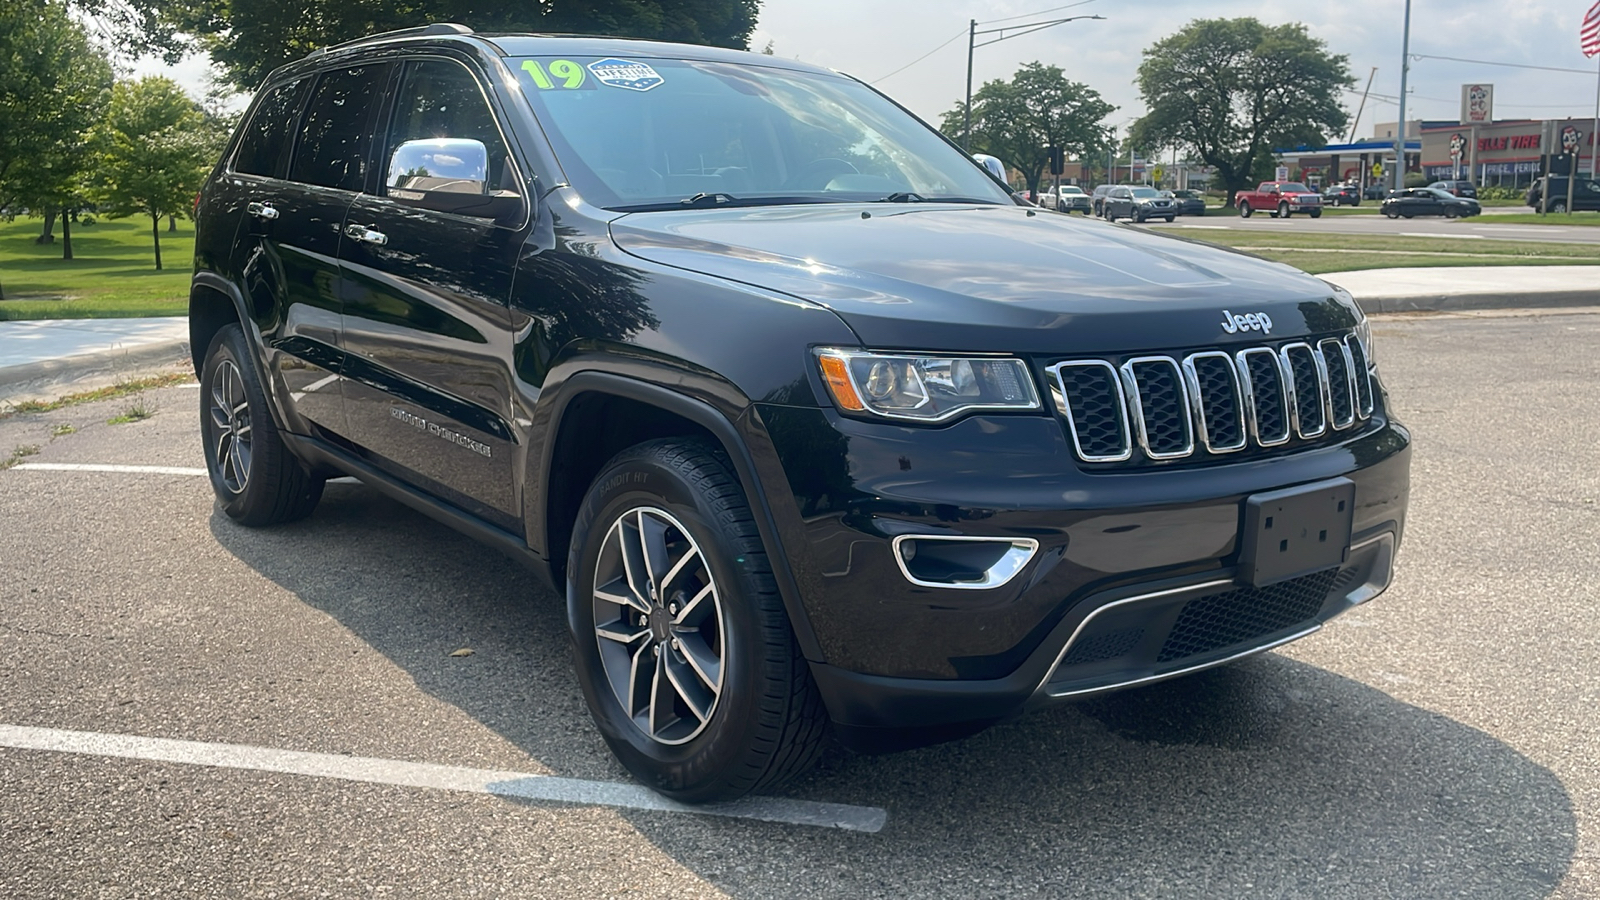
[1394,0,1412,192]
[964,14,1105,151]
[1348,67,1377,144]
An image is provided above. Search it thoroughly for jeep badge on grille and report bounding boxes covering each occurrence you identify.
[1220,310,1273,335]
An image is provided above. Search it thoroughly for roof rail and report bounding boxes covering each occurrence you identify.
[307,23,474,59]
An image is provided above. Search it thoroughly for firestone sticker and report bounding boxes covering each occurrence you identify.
[587,58,665,92]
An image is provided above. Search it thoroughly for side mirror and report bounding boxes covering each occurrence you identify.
[387,138,522,220]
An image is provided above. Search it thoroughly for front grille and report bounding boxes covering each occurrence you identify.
[1156,568,1340,663]
[1048,334,1375,466]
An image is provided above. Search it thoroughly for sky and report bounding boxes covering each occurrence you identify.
[137,0,1600,140]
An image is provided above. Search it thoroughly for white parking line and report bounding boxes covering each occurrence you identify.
[12,463,208,476]
[0,723,887,832]
[1400,233,1484,240]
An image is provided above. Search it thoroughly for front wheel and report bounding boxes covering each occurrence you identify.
[1551,200,1568,214]
[1164,216,1175,223]
[1385,209,1399,219]
[1309,210,1322,219]
[1278,202,1291,219]
[200,323,323,526]
[567,439,827,803]
[1239,202,1253,218]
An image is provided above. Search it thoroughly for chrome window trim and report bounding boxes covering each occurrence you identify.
[1181,351,1247,454]
[1318,337,1359,430]
[1047,360,1133,463]
[1119,356,1195,460]
[1235,347,1292,447]
[1280,342,1327,439]
[889,535,1040,590]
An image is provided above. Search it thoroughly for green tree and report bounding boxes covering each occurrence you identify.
[1128,18,1353,205]
[0,0,113,298]
[940,63,1115,197]
[89,0,761,90]
[90,77,214,270]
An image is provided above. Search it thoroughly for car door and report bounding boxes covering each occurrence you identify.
[336,55,528,528]
[224,65,389,433]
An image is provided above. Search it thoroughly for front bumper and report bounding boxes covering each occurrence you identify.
[753,401,1410,735]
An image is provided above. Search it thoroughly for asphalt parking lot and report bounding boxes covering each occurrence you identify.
[1143,213,1600,245]
[2,309,1598,899]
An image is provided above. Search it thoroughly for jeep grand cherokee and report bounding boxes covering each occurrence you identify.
[190,24,1411,803]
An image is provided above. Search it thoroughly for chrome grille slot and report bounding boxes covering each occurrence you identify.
[1346,335,1374,417]
[1182,352,1246,453]
[1237,348,1291,446]
[1120,357,1193,459]
[1317,338,1357,429]
[1281,343,1327,438]
[1048,361,1132,462]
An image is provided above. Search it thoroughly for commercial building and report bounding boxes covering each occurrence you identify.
[1421,118,1595,186]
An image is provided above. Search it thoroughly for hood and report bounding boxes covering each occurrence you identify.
[609,204,1359,355]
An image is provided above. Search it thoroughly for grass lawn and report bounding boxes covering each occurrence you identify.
[1180,231,1600,275]
[0,216,192,320]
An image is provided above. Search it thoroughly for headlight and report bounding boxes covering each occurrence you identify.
[815,349,1041,421]
[1355,318,1376,368]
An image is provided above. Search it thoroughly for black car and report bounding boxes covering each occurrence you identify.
[190,24,1410,803]
[1381,187,1482,218]
[1323,184,1360,206]
[1526,176,1600,213]
[1427,180,1477,199]
[1101,185,1176,222]
[1167,189,1207,216]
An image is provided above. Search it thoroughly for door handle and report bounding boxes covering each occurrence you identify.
[344,223,388,246]
[246,202,279,221]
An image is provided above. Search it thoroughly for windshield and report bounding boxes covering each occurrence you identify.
[1131,187,1162,198]
[512,56,1012,211]
[1281,183,1312,193]
[1061,186,1084,194]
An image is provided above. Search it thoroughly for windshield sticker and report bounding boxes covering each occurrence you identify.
[587,58,665,92]
[522,59,590,90]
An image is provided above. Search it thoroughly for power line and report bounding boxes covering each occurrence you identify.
[1410,53,1596,76]
[980,0,1099,26]
[869,28,968,84]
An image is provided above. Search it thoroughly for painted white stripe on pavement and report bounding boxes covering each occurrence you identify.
[1400,233,1484,240]
[12,463,208,476]
[1176,224,1231,230]
[0,724,887,832]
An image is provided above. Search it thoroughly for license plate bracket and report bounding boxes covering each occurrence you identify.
[1239,478,1355,588]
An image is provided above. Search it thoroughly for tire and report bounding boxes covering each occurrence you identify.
[200,323,324,526]
[1239,202,1253,218]
[1164,216,1174,223]
[1445,207,1459,219]
[1278,202,1291,219]
[1133,212,1145,224]
[1309,210,1322,219]
[1385,208,1399,219]
[567,439,827,803]
[1551,200,1568,214]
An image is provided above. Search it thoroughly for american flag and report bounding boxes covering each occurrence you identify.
[1585,0,1600,57]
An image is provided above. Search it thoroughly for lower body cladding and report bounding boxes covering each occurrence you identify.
[754,405,1411,751]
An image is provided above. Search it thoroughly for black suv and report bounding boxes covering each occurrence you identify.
[191,25,1411,803]
[1526,176,1600,213]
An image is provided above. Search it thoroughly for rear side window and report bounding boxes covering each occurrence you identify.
[290,64,390,191]
[233,80,304,178]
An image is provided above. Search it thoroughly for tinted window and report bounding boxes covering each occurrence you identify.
[291,64,390,191]
[234,80,304,178]
[385,59,515,194]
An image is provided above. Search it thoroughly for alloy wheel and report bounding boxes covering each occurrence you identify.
[592,506,726,745]
[208,359,253,494]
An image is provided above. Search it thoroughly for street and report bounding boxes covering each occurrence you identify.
[1142,213,1600,245]
[2,309,1598,899]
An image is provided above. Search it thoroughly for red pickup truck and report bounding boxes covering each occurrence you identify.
[1235,182,1324,219]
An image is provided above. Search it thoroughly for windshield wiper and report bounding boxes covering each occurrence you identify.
[681,192,739,208]
[879,192,927,203]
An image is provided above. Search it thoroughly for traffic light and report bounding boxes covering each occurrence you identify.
[1048,146,1064,176]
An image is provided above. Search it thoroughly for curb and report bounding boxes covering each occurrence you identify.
[0,339,192,401]
[1355,290,1600,314]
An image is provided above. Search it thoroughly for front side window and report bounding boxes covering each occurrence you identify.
[234,79,304,178]
[385,59,517,196]
[511,56,1011,210]
[291,64,390,192]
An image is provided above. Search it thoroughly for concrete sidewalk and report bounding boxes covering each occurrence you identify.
[0,265,1595,402]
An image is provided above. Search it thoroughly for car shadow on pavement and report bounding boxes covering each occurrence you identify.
[211,482,1576,900]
